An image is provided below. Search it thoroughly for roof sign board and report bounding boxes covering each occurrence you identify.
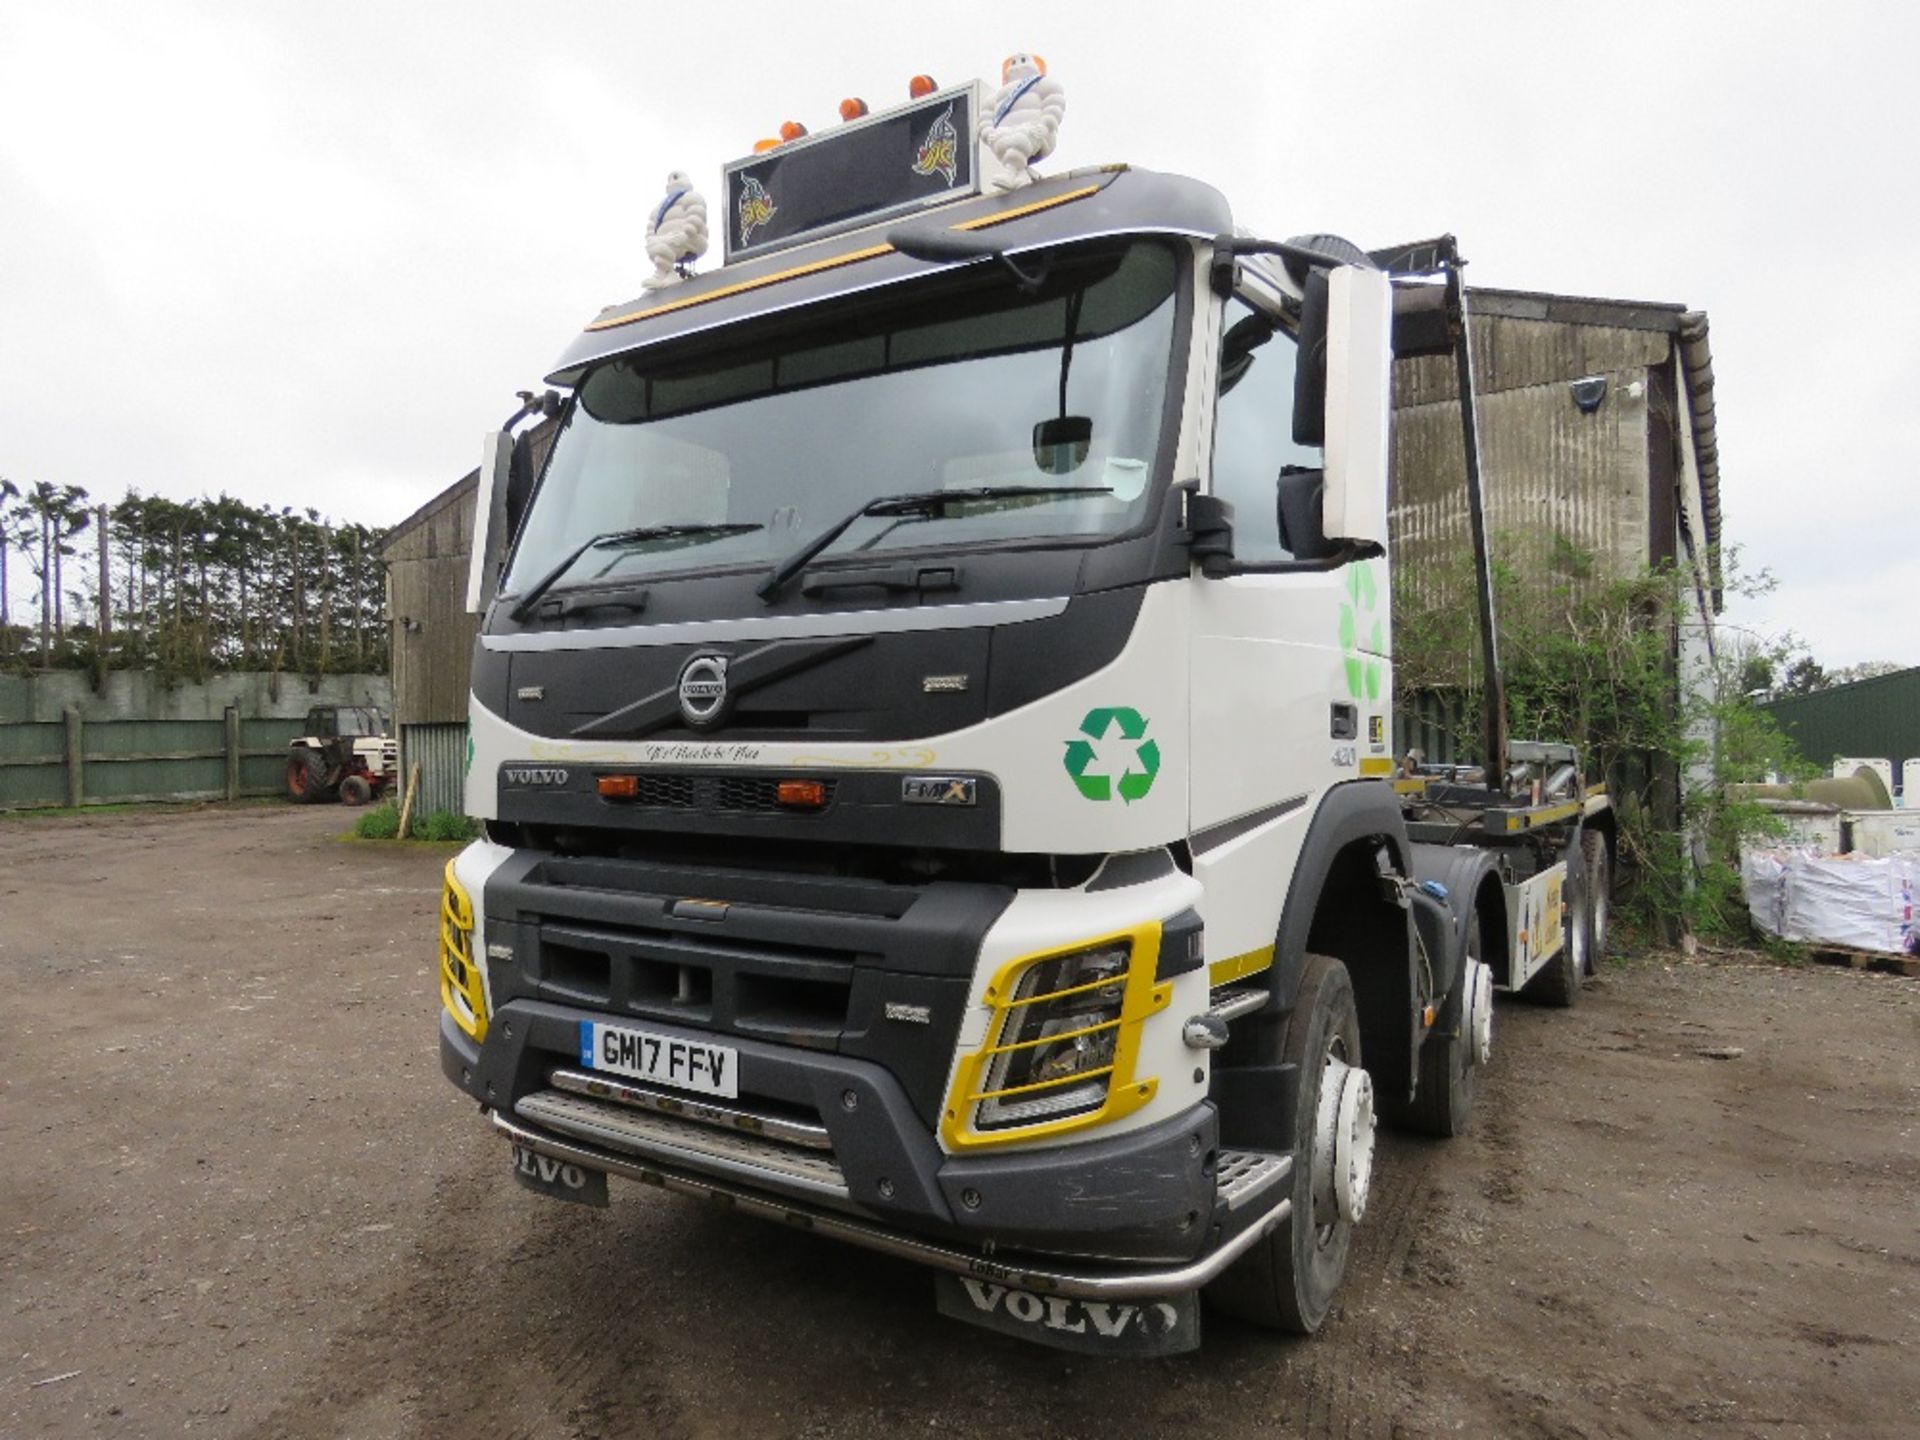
[721,83,985,263]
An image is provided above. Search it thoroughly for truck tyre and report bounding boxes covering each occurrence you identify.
[1582,830,1611,972]
[1205,953,1372,1334]
[1387,912,1483,1138]
[285,748,332,804]
[338,774,373,807]
[1525,854,1588,1007]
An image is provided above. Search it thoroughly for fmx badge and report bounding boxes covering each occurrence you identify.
[1063,707,1160,804]
[911,102,960,186]
[737,175,776,247]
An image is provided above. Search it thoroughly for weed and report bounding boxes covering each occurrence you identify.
[354,803,401,840]
[1395,541,1808,940]
[417,810,478,843]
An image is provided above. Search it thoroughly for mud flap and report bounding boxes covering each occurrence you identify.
[934,1276,1200,1356]
[511,1144,609,1208]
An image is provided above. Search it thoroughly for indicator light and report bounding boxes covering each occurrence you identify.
[909,74,938,98]
[597,774,640,798]
[838,97,868,121]
[776,779,828,808]
[779,120,808,143]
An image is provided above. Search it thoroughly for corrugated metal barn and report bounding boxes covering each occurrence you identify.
[382,475,479,817]
[1764,667,1920,788]
[1390,287,1723,779]
[383,422,558,816]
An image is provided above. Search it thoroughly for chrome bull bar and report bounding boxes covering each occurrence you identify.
[492,1109,1291,1301]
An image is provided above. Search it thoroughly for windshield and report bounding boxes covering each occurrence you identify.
[502,240,1181,600]
[331,708,383,737]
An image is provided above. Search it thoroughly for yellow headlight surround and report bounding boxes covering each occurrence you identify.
[940,922,1170,1152]
[438,859,488,1041]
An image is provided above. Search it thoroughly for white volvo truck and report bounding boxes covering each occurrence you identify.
[436,77,1614,1356]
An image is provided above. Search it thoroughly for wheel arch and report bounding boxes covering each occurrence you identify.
[1272,782,1418,1106]
[1406,842,1510,989]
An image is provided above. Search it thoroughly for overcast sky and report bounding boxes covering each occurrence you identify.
[2,2,1913,667]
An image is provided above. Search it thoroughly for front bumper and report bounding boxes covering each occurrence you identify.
[489,1104,1291,1302]
[443,1000,1256,1267]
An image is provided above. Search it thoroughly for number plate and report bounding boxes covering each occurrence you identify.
[579,1021,738,1098]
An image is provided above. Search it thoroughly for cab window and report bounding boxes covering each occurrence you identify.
[1212,297,1325,564]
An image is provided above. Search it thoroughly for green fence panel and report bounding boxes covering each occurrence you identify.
[83,719,228,802]
[242,720,304,796]
[0,721,68,808]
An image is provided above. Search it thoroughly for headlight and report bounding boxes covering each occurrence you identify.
[976,941,1132,1129]
[439,859,489,1041]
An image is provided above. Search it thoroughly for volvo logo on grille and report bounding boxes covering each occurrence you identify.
[504,767,570,786]
[677,653,731,730]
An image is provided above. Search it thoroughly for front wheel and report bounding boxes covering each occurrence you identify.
[1206,953,1373,1333]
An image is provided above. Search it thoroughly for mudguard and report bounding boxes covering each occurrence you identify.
[1405,842,1507,1000]
[1266,780,1412,1019]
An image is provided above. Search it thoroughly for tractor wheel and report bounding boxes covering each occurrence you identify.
[1205,953,1373,1333]
[285,748,332,805]
[339,774,373,807]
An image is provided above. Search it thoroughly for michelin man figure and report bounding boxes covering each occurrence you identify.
[981,53,1064,193]
[643,171,709,290]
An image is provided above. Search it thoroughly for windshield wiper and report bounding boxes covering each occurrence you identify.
[756,486,1113,602]
[508,522,763,622]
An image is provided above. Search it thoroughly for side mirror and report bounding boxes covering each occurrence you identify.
[1319,266,1393,550]
[1292,270,1329,447]
[1276,467,1332,561]
[465,430,513,615]
[505,430,536,539]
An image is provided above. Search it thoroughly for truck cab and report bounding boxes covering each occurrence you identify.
[438,85,1603,1354]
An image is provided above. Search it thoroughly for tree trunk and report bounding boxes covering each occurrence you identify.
[39,511,51,666]
[96,505,111,655]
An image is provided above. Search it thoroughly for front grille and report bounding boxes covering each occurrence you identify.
[487,851,1007,1127]
[536,919,858,1048]
[622,773,838,813]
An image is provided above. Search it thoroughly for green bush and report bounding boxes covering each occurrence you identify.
[1395,541,1810,941]
[418,810,479,842]
[354,803,401,840]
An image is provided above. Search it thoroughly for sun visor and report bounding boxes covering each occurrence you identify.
[545,168,1230,387]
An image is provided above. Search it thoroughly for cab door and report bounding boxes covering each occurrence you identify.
[1188,291,1391,971]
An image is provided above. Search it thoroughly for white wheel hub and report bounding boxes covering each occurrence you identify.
[1312,1057,1375,1225]
[1465,957,1495,1067]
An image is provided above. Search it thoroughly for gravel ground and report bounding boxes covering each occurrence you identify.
[2,803,1916,1439]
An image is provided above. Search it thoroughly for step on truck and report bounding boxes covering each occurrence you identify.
[435,64,1615,1356]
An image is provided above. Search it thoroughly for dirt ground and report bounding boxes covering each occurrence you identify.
[2,805,1916,1440]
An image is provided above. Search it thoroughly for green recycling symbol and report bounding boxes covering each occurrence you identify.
[1063,706,1161,804]
[1339,561,1386,702]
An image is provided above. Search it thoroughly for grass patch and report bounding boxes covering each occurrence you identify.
[348,804,478,842]
[353,803,402,840]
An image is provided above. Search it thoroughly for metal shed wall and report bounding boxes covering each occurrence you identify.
[386,475,480,729]
[1389,310,1677,686]
[1764,668,1920,777]
[400,721,469,819]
